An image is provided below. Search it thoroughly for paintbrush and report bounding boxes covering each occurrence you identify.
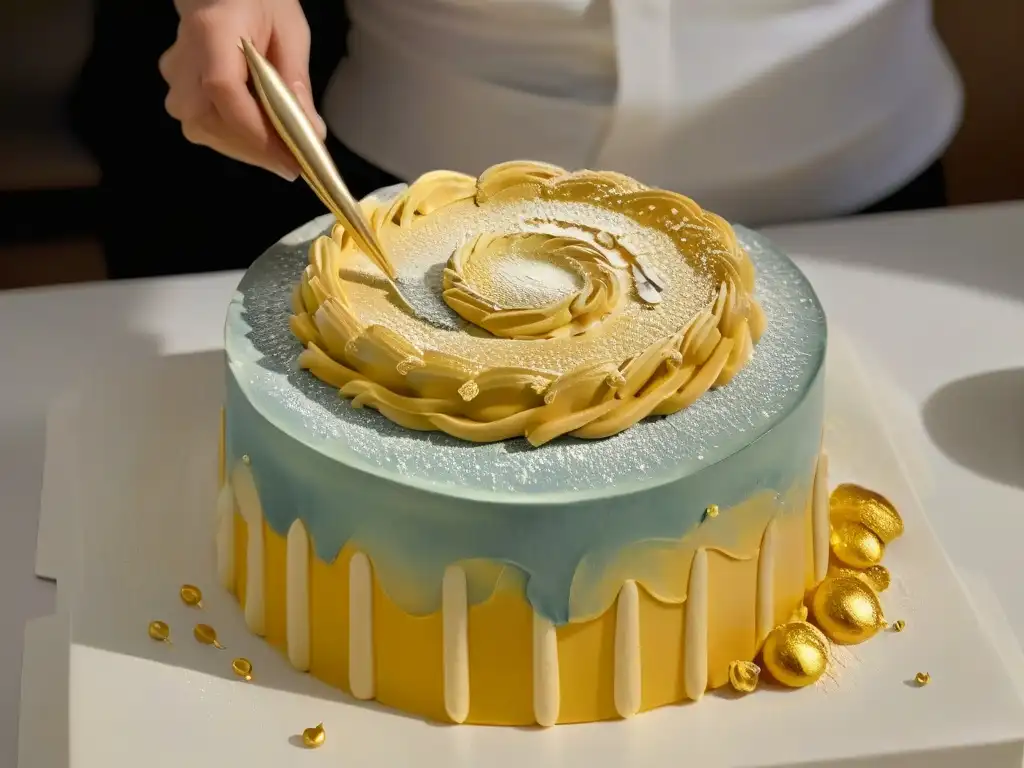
[239,38,422,315]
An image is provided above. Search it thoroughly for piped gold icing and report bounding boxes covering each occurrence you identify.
[289,161,765,446]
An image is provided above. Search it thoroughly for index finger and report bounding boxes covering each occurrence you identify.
[199,37,298,176]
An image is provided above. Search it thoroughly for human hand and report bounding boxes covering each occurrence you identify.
[159,0,327,180]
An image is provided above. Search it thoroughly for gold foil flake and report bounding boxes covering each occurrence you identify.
[704,504,719,520]
[232,658,253,681]
[543,389,558,405]
[728,660,760,693]
[396,356,424,376]
[301,723,326,748]
[830,521,884,568]
[761,621,829,688]
[811,575,885,645]
[179,584,203,608]
[830,484,904,543]
[529,377,549,395]
[241,454,251,465]
[595,230,617,249]
[891,619,906,632]
[914,672,930,686]
[193,623,226,649]
[790,604,809,622]
[605,371,626,388]
[148,620,171,643]
[457,380,479,402]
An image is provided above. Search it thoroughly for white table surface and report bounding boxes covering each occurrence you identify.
[2,201,1023,767]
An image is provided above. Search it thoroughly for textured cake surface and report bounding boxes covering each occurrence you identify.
[219,168,828,726]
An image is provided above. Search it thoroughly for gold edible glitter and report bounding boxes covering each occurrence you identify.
[179,584,203,608]
[830,483,904,543]
[457,380,479,402]
[232,658,253,681]
[761,621,829,688]
[241,454,251,465]
[830,520,884,569]
[148,620,171,643]
[302,723,326,748]
[892,619,906,632]
[705,504,719,520]
[193,623,226,649]
[914,672,930,686]
[811,575,885,645]
[728,660,760,693]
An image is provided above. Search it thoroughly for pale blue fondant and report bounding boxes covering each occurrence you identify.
[224,207,827,625]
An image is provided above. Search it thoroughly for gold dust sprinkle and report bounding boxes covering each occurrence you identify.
[179,584,203,608]
[232,657,253,681]
[705,504,719,520]
[302,723,326,748]
[148,620,171,643]
[728,660,760,693]
[457,380,479,402]
[810,575,885,645]
[892,619,906,632]
[761,621,829,688]
[193,623,226,649]
[914,671,930,686]
[241,454,251,465]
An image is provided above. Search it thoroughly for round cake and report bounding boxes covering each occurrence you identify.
[217,162,829,726]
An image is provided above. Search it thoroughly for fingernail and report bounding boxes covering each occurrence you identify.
[274,167,299,182]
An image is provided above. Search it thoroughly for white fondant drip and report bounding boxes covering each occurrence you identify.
[286,519,311,671]
[443,565,470,723]
[683,548,709,700]
[756,518,777,647]
[349,552,376,700]
[232,463,266,636]
[812,452,830,582]
[215,483,235,591]
[614,580,642,718]
[532,614,560,727]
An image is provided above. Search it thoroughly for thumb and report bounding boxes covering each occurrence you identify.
[267,23,327,141]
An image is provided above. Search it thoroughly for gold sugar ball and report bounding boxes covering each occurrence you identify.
[761,621,830,688]
[830,483,904,543]
[914,672,930,686]
[302,723,326,748]
[811,575,885,645]
[830,521,884,568]
[728,660,761,693]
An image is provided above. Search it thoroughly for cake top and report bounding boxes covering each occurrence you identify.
[226,207,826,499]
[287,161,765,446]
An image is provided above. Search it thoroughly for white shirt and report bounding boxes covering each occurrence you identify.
[323,0,962,226]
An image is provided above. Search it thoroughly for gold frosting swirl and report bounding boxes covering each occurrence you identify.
[289,161,765,446]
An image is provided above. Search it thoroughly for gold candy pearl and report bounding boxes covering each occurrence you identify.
[302,723,326,748]
[241,454,251,465]
[194,623,226,649]
[148,620,171,643]
[761,621,829,688]
[830,483,904,543]
[830,521,884,569]
[179,584,203,608]
[891,619,906,632]
[705,504,719,520]
[811,575,885,645]
[232,658,253,681]
[914,671,930,686]
[728,660,760,693]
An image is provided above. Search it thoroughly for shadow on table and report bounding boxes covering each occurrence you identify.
[922,368,1024,492]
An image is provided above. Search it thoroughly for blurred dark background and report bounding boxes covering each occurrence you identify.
[0,0,1020,290]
